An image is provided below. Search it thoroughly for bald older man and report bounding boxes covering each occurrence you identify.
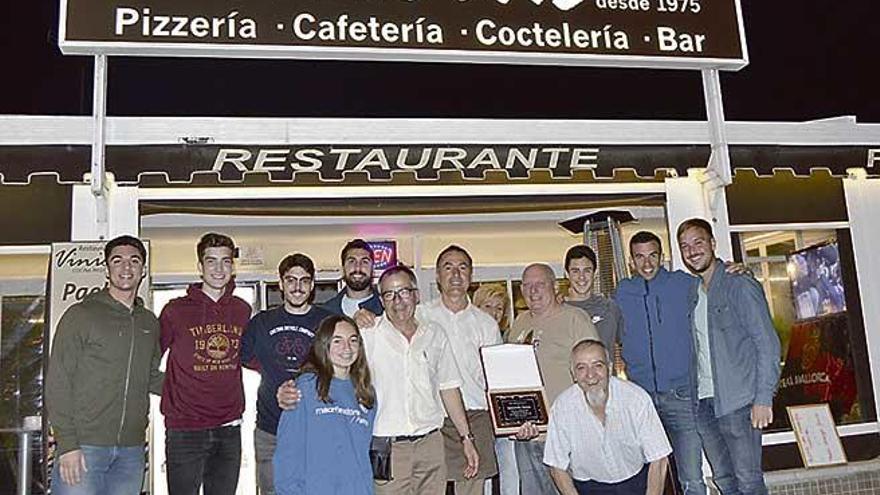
[508,263,600,494]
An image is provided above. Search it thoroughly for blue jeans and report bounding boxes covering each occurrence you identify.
[718,405,768,495]
[51,445,145,495]
[494,437,520,495]
[653,390,738,495]
[166,425,242,495]
[254,427,277,495]
[514,440,555,494]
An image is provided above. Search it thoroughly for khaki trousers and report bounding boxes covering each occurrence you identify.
[375,430,446,495]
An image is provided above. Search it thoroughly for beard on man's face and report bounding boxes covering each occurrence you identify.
[345,271,372,291]
[585,384,608,409]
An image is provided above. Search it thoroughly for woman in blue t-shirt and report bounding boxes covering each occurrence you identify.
[274,314,377,495]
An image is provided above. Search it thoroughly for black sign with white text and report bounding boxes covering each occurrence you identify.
[1,144,877,185]
[60,0,747,69]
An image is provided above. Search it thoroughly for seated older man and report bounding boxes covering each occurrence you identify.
[544,339,671,495]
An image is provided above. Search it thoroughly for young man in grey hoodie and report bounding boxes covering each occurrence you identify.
[46,235,164,495]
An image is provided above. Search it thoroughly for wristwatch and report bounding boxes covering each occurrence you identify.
[460,432,475,443]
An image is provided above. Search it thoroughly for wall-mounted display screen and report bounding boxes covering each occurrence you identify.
[787,242,846,320]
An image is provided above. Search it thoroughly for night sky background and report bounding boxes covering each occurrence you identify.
[1,1,876,122]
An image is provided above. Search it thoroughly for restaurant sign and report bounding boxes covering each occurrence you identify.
[0,144,876,184]
[59,0,747,69]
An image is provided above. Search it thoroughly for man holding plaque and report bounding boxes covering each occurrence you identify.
[677,219,781,495]
[418,245,501,495]
[544,339,671,495]
[508,263,599,494]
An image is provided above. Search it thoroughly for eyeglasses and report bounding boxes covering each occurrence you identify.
[381,287,417,302]
[282,276,313,287]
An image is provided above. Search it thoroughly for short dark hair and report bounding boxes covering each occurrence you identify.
[436,244,473,269]
[340,239,374,266]
[676,218,714,241]
[378,264,417,288]
[564,245,597,271]
[104,235,146,263]
[629,231,663,253]
[196,232,236,262]
[278,253,316,279]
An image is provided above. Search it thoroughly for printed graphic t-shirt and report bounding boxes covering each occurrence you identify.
[242,305,334,434]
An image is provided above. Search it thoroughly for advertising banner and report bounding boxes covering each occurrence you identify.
[48,241,152,347]
[59,0,747,70]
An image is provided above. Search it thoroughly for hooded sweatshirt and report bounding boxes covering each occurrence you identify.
[46,289,163,455]
[159,282,252,430]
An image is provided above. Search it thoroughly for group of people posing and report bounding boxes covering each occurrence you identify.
[45,216,781,495]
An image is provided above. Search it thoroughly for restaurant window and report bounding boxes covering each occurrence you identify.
[739,229,875,432]
[0,294,47,494]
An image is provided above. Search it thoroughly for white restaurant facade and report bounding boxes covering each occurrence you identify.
[1,114,880,492]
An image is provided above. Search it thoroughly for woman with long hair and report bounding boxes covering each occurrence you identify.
[273,314,376,495]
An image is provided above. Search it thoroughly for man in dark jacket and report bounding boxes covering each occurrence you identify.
[46,235,163,495]
[677,218,781,495]
[321,239,383,325]
[614,231,736,495]
[159,233,252,495]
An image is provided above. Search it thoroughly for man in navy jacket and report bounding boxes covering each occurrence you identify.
[614,231,737,495]
[322,239,383,324]
[677,218,781,495]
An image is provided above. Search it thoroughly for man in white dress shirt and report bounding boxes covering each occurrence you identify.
[418,245,502,495]
[366,264,479,494]
[544,339,670,495]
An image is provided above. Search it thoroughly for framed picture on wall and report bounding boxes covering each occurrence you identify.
[787,403,847,468]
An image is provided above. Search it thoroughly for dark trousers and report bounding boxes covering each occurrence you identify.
[166,425,242,495]
[573,464,648,495]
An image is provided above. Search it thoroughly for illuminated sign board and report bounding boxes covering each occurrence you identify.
[368,240,398,272]
[59,0,748,70]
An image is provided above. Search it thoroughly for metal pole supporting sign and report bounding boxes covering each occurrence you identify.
[701,68,732,188]
[91,54,109,239]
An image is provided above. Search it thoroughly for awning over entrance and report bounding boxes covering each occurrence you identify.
[0,143,875,186]
[1,116,877,186]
